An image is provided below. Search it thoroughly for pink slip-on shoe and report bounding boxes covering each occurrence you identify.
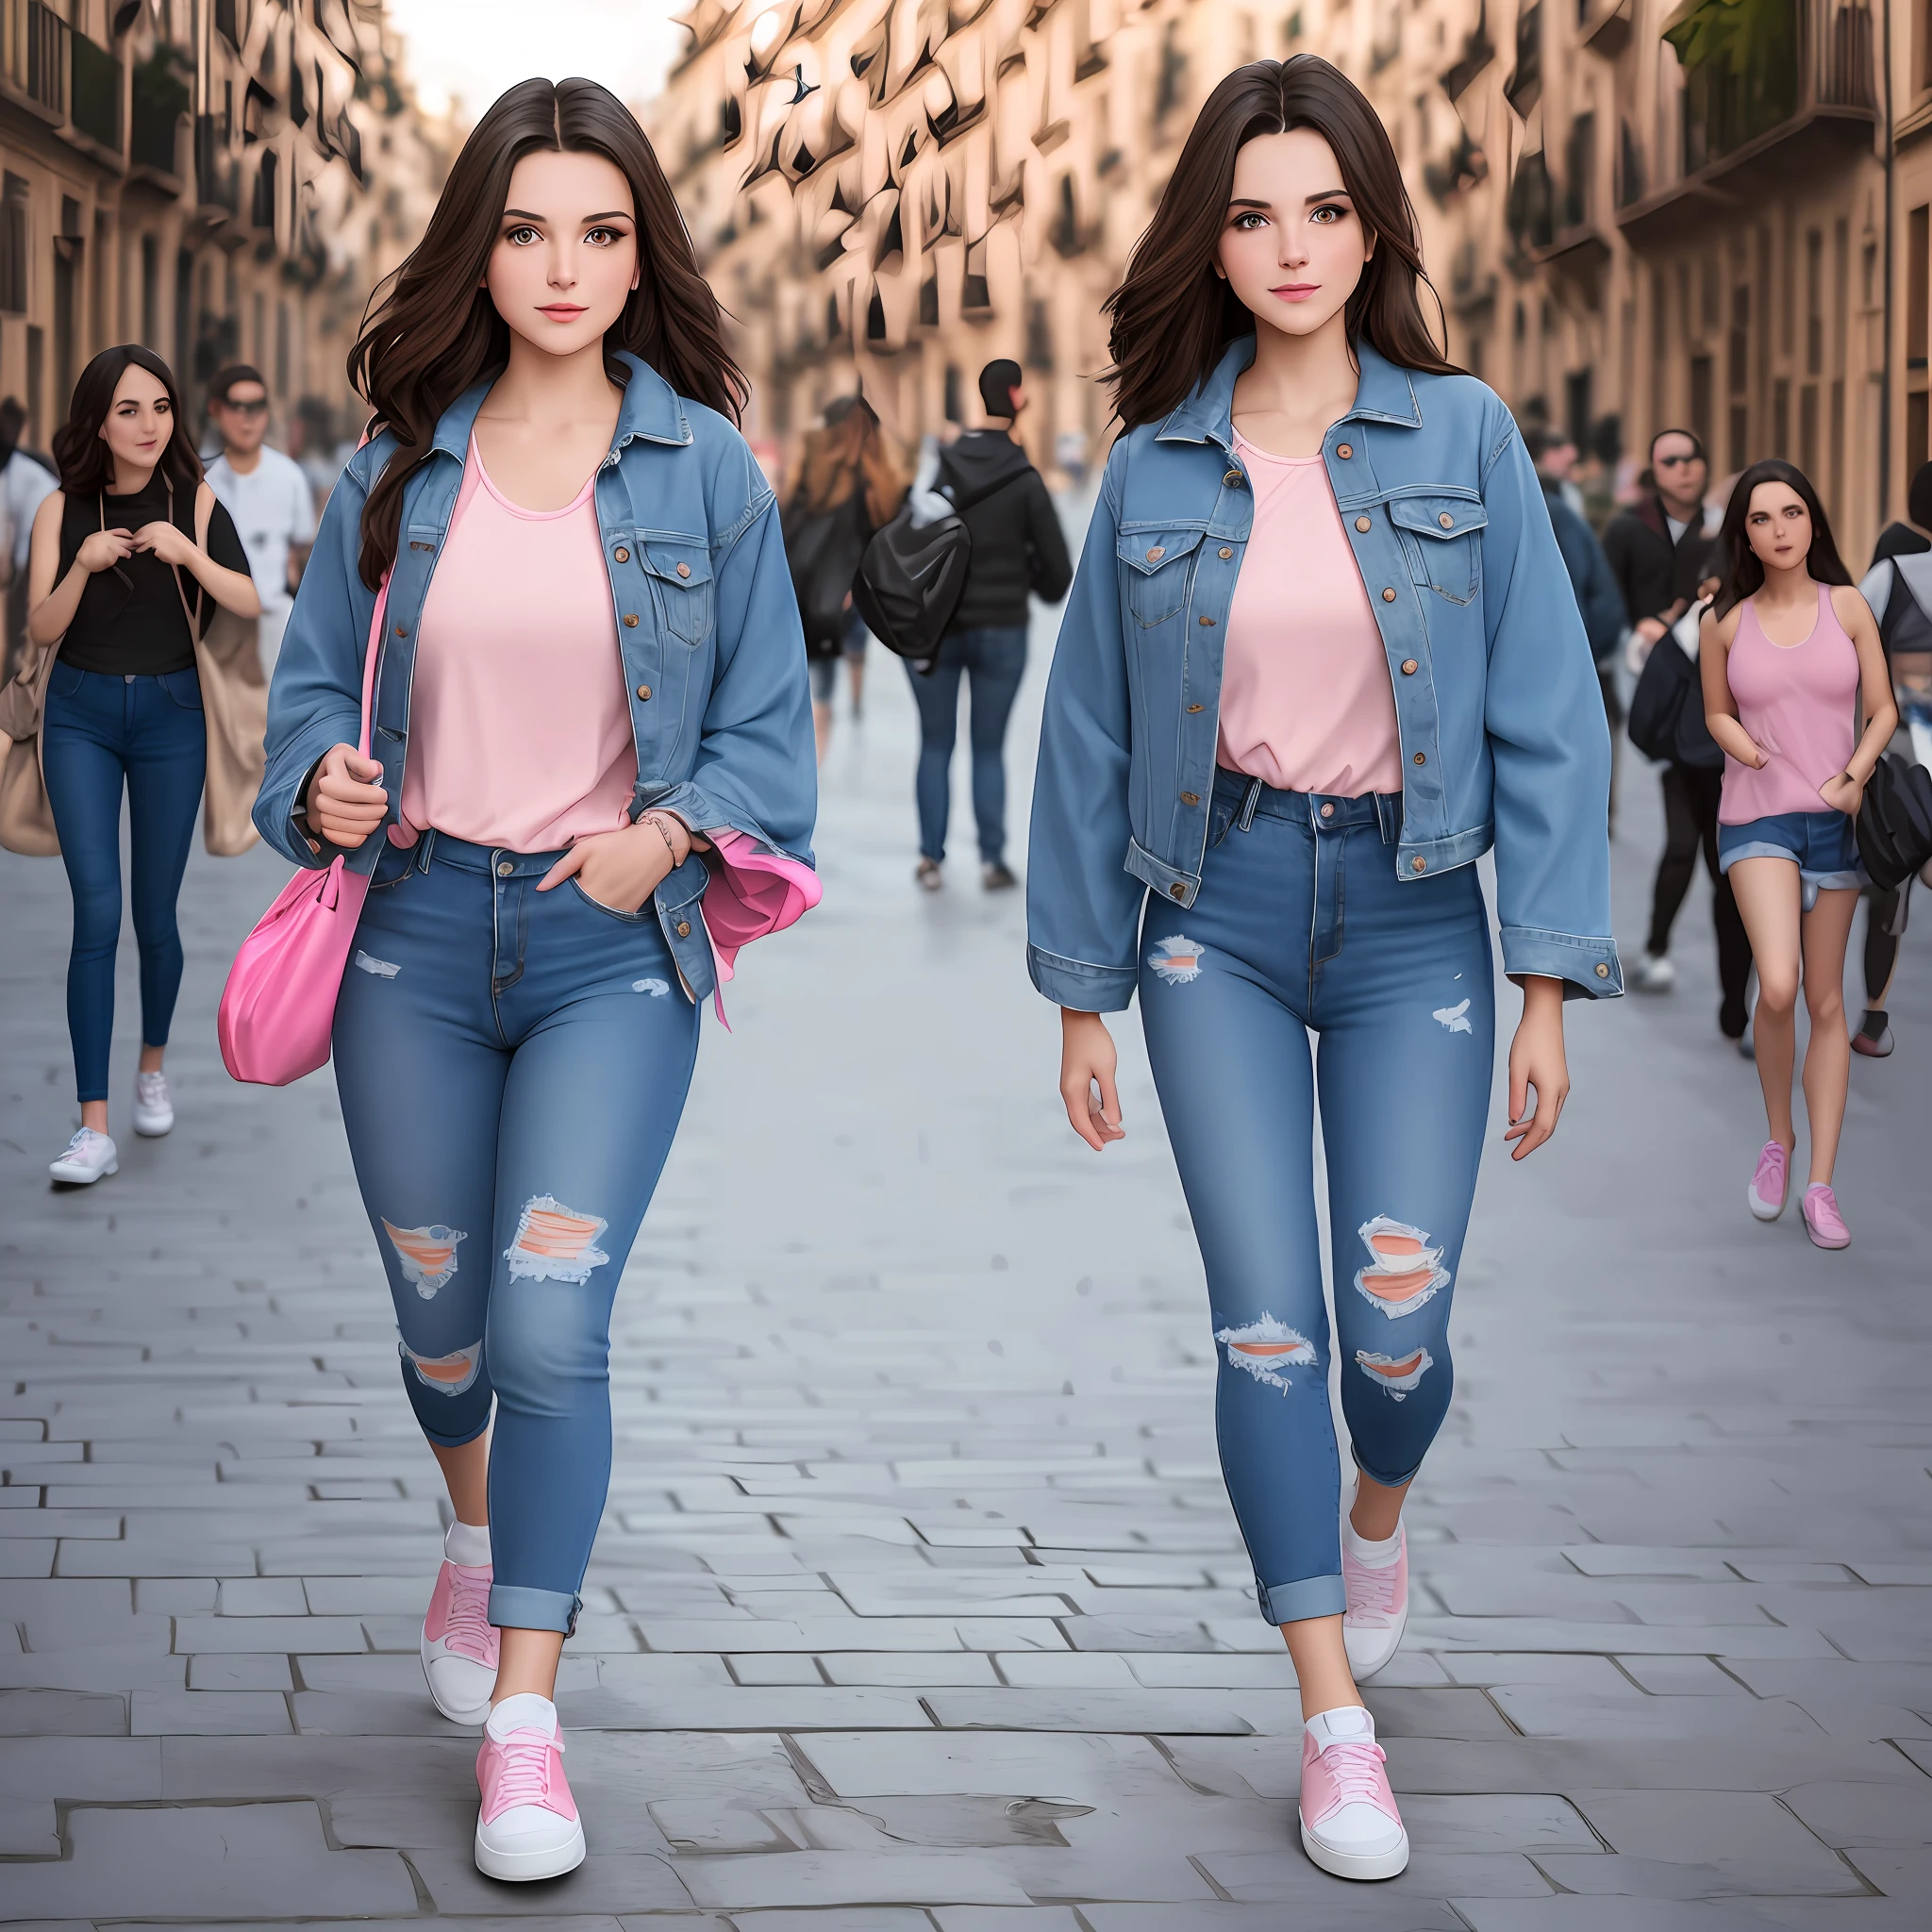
[475,1692,586,1881]
[422,1559,498,1725]
[1747,1141,1790,1222]
[1802,1183,1851,1250]
[1341,1525,1408,1682]
[1299,1707,1408,1880]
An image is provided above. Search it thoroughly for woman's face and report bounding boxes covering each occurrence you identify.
[484,149,641,358]
[1743,480,1813,574]
[1214,128,1374,343]
[99,363,173,474]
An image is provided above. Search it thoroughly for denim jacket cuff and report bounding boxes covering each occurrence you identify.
[1027,944,1137,1012]
[1499,925,1624,998]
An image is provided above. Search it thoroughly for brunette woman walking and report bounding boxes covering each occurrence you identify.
[24,347,259,1183]
[1701,461,1893,1247]
[1028,59,1619,1881]
[256,80,817,1880]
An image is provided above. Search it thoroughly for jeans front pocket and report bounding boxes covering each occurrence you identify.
[567,876,653,923]
[159,666,205,710]
[46,660,89,704]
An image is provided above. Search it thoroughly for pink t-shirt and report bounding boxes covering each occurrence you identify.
[401,437,636,852]
[1216,430,1403,796]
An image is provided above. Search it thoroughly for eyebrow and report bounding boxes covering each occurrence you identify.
[500,208,633,224]
[1225,190,1353,210]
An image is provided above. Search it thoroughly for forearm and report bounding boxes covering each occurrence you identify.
[184,554,261,618]
[26,563,89,645]
[1847,703,1900,783]
[1705,712,1760,765]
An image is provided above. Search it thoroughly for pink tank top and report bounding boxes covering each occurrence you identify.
[1216,430,1403,795]
[1718,582,1859,824]
[402,436,636,852]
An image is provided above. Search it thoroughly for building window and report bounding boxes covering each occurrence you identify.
[1690,353,1714,455]
[1800,382,1819,475]
[1806,227,1824,375]
[1773,377,1790,458]
[1907,206,1928,373]
[141,233,159,347]
[0,175,29,316]
[275,298,290,398]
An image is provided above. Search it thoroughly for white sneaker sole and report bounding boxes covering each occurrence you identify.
[1301,1819,1409,1880]
[474,1817,586,1882]
[1747,1181,1786,1222]
[132,1113,173,1138]
[50,1157,117,1184]
[1343,1596,1408,1681]
[422,1643,495,1725]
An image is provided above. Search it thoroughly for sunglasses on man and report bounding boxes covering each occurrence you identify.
[219,395,270,416]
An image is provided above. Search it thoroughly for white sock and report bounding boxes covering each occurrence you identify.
[1342,1516,1402,1568]
[487,1690,557,1740]
[444,1519,491,1567]
[1306,1704,1375,1753]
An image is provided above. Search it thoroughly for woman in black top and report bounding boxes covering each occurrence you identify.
[25,345,258,1184]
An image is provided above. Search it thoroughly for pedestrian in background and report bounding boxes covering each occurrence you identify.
[1702,460,1894,1249]
[1604,428,1723,991]
[781,393,904,761]
[204,363,316,675]
[1527,424,1626,675]
[908,357,1072,891]
[1,395,58,679]
[20,346,259,1184]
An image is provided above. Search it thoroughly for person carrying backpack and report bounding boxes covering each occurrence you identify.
[907,359,1072,891]
[781,395,905,762]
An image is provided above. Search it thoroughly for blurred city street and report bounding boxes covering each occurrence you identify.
[3,577,1930,1929]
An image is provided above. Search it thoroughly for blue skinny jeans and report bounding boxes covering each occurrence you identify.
[42,664,208,1103]
[332,831,701,1634]
[1138,770,1494,1624]
[906,625,1027,863]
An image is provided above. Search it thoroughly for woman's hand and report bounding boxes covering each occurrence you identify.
[1818,770,1864,816]
[1504,974,1570,1161]
[1059,1008,1125,1151]
[131,520,197,568]
[75,528,135,574]
[539,820,675,911]
[305,743,388,851]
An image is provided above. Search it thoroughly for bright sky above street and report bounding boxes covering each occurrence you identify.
[383,1,688,120]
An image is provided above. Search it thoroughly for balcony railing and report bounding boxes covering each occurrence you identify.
[68,26,120,153]
[2,0,68,118]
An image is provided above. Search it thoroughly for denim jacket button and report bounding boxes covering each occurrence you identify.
[1356,516,1372,532]
[1145,545,1165,562]
[1439,512,1455,528]
[636,684,652,701]
[1169,883,1185,899]
[1336,442,1353,459]
[624,614,639,626]
[676,920,691,937]
[497,861,513,877]
[676,562,691,578]
[1411,856,1426,873]
[1413,752,1426,765]
[1223,469,1242,488]
[1198,615,1215,626]
[1382,588,1397,602]
[1320,802,1334,818]
[1595,962,1610,977]
[1401,658,1418,675]
[1218,545,1232,558]
[614,546,630,562]
[1180,791,1199,806]
[1186,703,1204,713]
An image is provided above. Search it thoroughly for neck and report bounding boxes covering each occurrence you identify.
[485,330,624,427]
[109,458,158,494]
[1657,491,1700,525]
[223,441,262,475]
[1239,308,1358,419]
[1757,559,1815,601]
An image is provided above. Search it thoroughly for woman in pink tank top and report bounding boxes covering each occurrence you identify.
[1701,460,1894,1248]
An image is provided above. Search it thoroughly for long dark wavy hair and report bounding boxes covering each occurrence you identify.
[53,344,203,499]
[349,76,748,589]
[1105,58,1457,430]
[1710,458,1852,621]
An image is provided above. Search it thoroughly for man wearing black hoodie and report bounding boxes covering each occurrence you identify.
[908,359,1073,891]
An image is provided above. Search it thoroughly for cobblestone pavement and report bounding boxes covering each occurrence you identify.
[3,591,1930,1930]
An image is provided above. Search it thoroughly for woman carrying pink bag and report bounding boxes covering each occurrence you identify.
[249,79,817,1882]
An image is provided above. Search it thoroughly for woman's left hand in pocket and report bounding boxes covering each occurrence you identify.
[1818,771,1863,816]
[538,821,675,911]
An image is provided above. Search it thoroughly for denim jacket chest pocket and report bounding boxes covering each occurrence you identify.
[1384,491,1488,607]
[1118,526,1209,629]
[638,541,715,646]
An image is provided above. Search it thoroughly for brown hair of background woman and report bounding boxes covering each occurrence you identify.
[1104,56,1456,430]
[348,75,747,589]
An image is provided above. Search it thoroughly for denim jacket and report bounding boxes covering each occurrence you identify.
[1026,338,1621,1010]
[255,354,816,1005]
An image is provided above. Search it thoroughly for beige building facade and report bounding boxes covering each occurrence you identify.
[0,0,445,457]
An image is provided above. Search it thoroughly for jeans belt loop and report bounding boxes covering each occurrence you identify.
[415,827,437,874]
[1239,776,1263,833]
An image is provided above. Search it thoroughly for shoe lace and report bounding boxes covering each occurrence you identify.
[1349,1556,1401,1623]
[138,1071,166,1096]
[442,1566,494,1664]
[64,1128,96,1155]
[491,1729,558,1808]
[1319,1738,1389,1806]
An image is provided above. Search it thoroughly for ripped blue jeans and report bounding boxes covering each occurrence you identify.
[332,831,701,1634]
[1139,771,1494,1624]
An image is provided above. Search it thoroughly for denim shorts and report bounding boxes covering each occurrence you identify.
[1717,808,1867,892]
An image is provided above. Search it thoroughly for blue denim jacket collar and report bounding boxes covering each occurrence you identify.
[1156,338,1424,454]
[425,351,695,464]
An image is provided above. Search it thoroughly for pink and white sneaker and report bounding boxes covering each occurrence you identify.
[422,1557,498,1724]
[1341,1523,1408,1681]
[475,1692,586,1881]
[1802,1183,1851,1250]
[1747,1141,1790,1222]
[1299,1705,1408,1880]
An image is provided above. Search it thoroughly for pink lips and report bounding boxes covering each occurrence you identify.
[1271,284,1319,302]
[538,305,587,321]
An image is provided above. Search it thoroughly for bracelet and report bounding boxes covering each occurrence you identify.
[642,809,688,867]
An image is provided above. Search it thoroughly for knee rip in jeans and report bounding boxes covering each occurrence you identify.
[383,1220,467,1299]
[1352,1215,1449,1318]
[401,1338,482,1397]
[1214,1314,1317,1393]
[1355,1347,1435,1400]
[504,1195,610,1285]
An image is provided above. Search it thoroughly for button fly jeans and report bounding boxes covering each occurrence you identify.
[332,832,701,1633]
[1139,769,1494,1624]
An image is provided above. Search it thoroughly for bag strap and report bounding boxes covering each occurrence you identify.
[161,476,208,643]
[939,462,1032,518]
[358,576,390,760]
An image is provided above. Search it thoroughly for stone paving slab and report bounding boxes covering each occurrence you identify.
[4,568,1931,1924]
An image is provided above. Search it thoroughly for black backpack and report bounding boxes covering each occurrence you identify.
[852,469,1027,664]
[1627,620,1723,771]
[782,491,872,658]
[1857,753,1932,890]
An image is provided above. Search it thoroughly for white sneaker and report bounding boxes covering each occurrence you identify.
[1341,1522,1408,1682]
[422,1556,499,1724]
[475,1693,586,1881]
[50,1128,118,1184]
[1633,952,1675,993]
[132,1071,174,1137]
[1299,1706,1409,1880]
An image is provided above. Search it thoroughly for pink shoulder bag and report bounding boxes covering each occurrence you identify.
[217,576,390,1086]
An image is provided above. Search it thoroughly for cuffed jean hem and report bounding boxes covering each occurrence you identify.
[1352,1444,1429,1491]
[1256,1573,1347,1624]
[489,1584,581,1635]
[410,1409,491,1454]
